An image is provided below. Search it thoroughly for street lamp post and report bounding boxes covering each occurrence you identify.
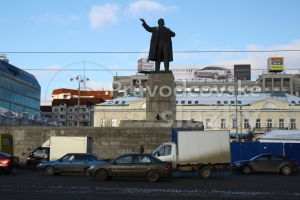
[235,77,239,141]
[70,75,89,127]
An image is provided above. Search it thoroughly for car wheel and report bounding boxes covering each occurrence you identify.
[281,165,291,175]
[96,169,108,181]
[194,71,199,77]
[3,169,12,175]
[35,162,41,170]
[45,166,55,176]
[199,167,211,179]
[242,165,252,175]
[213,73,219,79]
[147,170,159,182]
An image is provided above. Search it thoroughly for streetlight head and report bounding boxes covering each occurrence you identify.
[70,78,73,81]
[86,78,89,81]
[76,76,79,81]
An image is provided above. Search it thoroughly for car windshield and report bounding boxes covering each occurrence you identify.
[149,154,162,162]
[90,153,101,160]
[0,152,11,157]
[250,155,270,161]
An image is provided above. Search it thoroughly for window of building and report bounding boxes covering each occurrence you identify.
[232,119,236,128]
[100,118,106,127]
[231,101,235,104]
[221,119,226,128]
[188,101,192,104]
[81,115,86,119]
[181,101,185,104]
[68,123,72,126]
[291,119,296,129]
[263,102,277,109]
[53,115,58,119]
[63,95,68,99]
[140,103,146,109]
[217,101,221,105]
[238,101,242,104]
[224,101,228,104]
[291,101,296,104]
[279,119,284,128]
[69,108,73,112]
[111,118,117,127]
[53,108,58,112]
[195,101,199,104]
[267,119,272,128]
[244,119,249,128]
[256,119,261,128]
[115,101,119,104]
[108,101,113,104]
[176,101,178,104]
[82,108,86,112]
[122,101,126,104]
[60,115,65,119]
[68,116,72,119]
[206,119,211,128]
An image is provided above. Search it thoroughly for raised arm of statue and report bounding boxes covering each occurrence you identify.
[140,18,145,23]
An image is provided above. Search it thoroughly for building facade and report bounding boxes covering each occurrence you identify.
[94,92,300,141]
[112,72,300,98]
[41,88,113,126]
[0,55,41,116]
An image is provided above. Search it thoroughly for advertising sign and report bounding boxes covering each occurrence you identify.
[170,66,235,82]
[137,58,154,73]
[234,65,251,80]
[267,57,284,72]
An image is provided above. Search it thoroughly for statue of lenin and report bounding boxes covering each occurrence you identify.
[140,18,175,72]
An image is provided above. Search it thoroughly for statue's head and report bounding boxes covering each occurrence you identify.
[158,18,165,25]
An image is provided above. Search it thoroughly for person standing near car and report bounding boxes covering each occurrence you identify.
[139,145,144,153]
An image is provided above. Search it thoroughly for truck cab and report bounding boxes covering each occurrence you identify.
[26,146,50,168]
[152,142,177,170]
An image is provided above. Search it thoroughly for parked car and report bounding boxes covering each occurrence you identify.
[37,153,107,175]
[86,153,172,182]
[194,66,231,79]
[229,153,299,175]
[0,152,20,175]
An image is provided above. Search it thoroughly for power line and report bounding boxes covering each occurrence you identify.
[1,50,300,53]
[22,68,299,71]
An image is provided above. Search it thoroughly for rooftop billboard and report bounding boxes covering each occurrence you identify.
[137,58,154,73]
[267,57,284,72]
[170,66,236,82]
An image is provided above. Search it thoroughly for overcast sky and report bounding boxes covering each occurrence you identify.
[1,0,300,105]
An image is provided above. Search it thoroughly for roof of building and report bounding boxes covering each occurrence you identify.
[52,88,113,101]
[255,130,300,141]
[0,60,40,88]
[96,92,300,106]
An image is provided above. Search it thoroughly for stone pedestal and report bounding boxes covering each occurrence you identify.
[146,71,176,120]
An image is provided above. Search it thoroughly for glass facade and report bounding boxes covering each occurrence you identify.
[0,60,41,116]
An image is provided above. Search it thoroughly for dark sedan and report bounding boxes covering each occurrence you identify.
[86,153,172,182]
[0,152,20,174]
[37,153,106,175]
[230,153,299,175]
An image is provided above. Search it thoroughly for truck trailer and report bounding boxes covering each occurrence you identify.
[152,130,231,178]
[26,136,93,169]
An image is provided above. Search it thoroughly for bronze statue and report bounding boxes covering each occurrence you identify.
[140,18,175,72]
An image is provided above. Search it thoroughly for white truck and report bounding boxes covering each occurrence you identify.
[152,130,231,178]
[26,136,93,168]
